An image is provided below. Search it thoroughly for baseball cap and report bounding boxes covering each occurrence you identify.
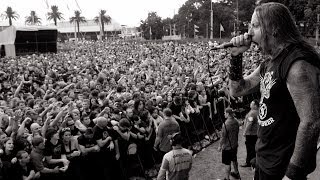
[168,132,183,145]
[225,107,234,114]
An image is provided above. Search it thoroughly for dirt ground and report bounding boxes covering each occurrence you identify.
[189,129,320,180]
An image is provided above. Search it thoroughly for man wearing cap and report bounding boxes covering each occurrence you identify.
[157,132,193,180]
[218,108,240,180]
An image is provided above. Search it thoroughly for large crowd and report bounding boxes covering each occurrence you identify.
[0,40,263,180]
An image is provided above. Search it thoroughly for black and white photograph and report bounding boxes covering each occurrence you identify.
[0,0,320,179]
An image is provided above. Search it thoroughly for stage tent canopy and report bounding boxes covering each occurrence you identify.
[0,26,58,57]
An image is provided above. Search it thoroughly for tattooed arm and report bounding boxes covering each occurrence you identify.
[285,60,320,179]
[228,65,261,97]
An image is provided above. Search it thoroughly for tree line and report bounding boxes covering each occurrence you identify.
[139,0,320,39]
[1,6,111,39]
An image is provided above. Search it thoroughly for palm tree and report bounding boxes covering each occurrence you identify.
[94,10,111,39]
[25,11,41,25]
[47,5,64,26]
[70,10,86,40]
[1,7,19,26]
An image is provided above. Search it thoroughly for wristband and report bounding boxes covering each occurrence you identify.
[229,54,243,81]
[285,163,307,180]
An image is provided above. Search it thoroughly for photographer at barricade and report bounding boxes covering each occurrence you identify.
[228,2,320,180]
[157,132,193,180]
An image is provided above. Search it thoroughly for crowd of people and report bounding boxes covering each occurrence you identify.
[0,39,262,180]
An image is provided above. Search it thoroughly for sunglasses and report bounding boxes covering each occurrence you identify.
[61,127,71,132]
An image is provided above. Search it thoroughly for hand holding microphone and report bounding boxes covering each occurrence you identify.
[230,33,252,56]
[210,33,252,56]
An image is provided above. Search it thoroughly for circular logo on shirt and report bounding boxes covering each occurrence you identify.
[259,103,267,120]
[103,131,109,139]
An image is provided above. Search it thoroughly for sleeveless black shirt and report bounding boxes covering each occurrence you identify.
[256,43,320,175]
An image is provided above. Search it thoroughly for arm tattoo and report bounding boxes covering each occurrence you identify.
[287,60,320,172]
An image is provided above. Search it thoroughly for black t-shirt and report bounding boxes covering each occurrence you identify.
[10,162,35,180]
[92,125,113,152]
[130,122,148,144]
[70,127,80,136]
[0,152,16,163]
[107,127,118,139]
[129,125,140,144]
[78,135,97,149]
[43,141,63,159]
[43,141,64,168]
[169,103,182,116]
[113,126,129,156]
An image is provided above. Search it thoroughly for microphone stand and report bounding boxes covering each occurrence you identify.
[207,49,242,180]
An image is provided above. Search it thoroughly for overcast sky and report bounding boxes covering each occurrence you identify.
[0,0,187,27]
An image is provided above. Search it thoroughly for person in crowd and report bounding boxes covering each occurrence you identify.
[157,132,193,180]
[228,2,320,179]
[112,118,132,179]
[80,113,95,128]
[10,150,40,180]
[218,108,240,180]
[92,117,114,179]
[241,100,258,168]
[59,127,82,179]
[30,136,61,180]
[43,128,69,175]
[154,108,180,160]
[70,108,87,134]
[77,127,100,180]
[150,107,164,133]
[125,107,134,123]
[0,137,17,169]
[133,99,147,117]
[169,96,183,123]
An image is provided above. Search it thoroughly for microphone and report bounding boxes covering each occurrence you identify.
[210,35,252,50]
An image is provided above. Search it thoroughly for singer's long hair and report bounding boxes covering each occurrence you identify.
[255,2,314,56]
